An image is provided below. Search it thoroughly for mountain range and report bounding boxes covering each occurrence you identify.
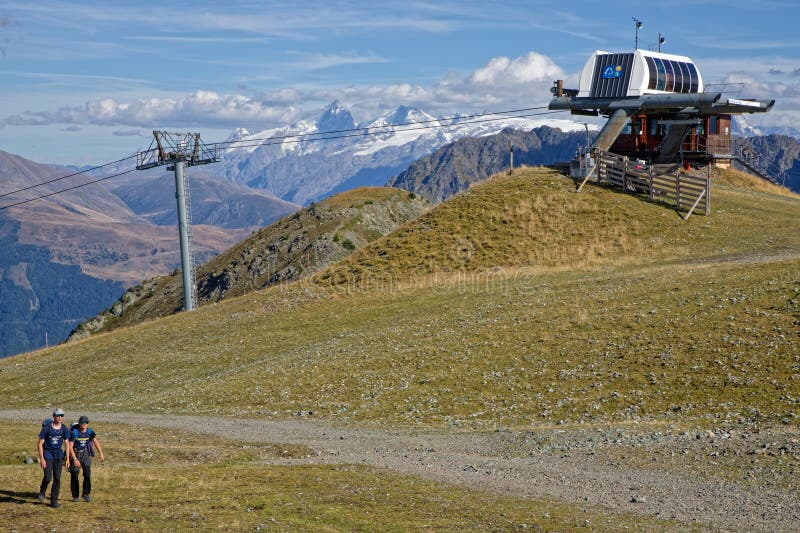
[218,100,593,205]
[732,115,800,140]
[732,134,800,192]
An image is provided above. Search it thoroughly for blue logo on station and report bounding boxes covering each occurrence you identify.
[602,65,623,79]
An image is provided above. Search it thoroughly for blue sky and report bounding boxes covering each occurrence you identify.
[0,0,798,165]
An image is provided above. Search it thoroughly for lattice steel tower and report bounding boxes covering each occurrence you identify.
[136,132,219,311]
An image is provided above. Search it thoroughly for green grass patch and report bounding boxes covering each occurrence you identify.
[1,256,797,429]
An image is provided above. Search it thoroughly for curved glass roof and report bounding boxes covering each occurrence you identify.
[645,56,700,93]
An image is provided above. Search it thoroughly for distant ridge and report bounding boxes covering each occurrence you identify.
[110,173,299,229]
[387,126,588,202]
[732,134,800,193]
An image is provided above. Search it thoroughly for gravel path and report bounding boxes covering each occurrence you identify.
[4,409,797,532]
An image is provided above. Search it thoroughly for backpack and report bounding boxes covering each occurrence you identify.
[68,422,95,457]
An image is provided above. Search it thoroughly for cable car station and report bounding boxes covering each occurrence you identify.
[549,49,774,174]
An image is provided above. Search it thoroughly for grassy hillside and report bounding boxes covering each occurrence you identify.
[69,187,429,339]
[714,166,800,197]
[320,166,798,289]
[2,166,797,429]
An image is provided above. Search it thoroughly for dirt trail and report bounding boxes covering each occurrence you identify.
[5,409,798,531]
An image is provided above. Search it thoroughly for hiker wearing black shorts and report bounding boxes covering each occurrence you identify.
[38,408,71,508]
[68,415,105,503]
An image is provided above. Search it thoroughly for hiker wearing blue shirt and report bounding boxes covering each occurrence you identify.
[37,408,71,508]
[68,415,105,503]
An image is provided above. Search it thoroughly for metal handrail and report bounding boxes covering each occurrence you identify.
[703,83,744,98]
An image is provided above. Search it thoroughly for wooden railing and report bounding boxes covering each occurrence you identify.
[593,151,710,218]
[680,135,731,155]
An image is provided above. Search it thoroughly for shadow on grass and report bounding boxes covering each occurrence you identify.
[0,489,41,504]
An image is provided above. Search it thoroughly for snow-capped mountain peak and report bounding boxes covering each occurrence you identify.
[363,106,438,129]
[224,127,252,143]
[386,105,436,125]
[732,115,800,140]
[316,100,356,132]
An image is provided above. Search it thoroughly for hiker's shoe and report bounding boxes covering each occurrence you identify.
[72,497,79,502]
[50,502,61,508]
[37,493,45,502]
[82,495,90,503]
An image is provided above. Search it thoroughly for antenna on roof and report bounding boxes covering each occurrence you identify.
[658,32,666,52]
[632,17,644,50]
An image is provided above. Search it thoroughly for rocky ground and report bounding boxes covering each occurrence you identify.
[2,409,797,531]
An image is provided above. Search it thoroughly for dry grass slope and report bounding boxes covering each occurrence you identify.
[317,166,799,289]
[714,167,800,198]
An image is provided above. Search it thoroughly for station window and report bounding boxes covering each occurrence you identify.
[709,116,719,135]
[655,58,667,91]
[646,56,658,90]
[671,61,682,92]
[677,62,689,93]
[686,63,699,92]
[664,61,675,92]
[650,120,666,136]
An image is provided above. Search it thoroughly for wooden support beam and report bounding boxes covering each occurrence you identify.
[576,163,599,192]
[154,131,166,163]
[684,189,706,220]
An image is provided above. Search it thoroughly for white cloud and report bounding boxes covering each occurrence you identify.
[2,91,302,129]
[283,51,390,71]
[1,52,567,130]
[468,53,563,85]
[708,71,800,129]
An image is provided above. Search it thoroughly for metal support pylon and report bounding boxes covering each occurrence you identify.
[136,132,219,312]
[173,160,195,311]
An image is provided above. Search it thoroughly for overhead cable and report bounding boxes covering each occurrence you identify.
[0,153,138,200]
[0,168,138,211]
